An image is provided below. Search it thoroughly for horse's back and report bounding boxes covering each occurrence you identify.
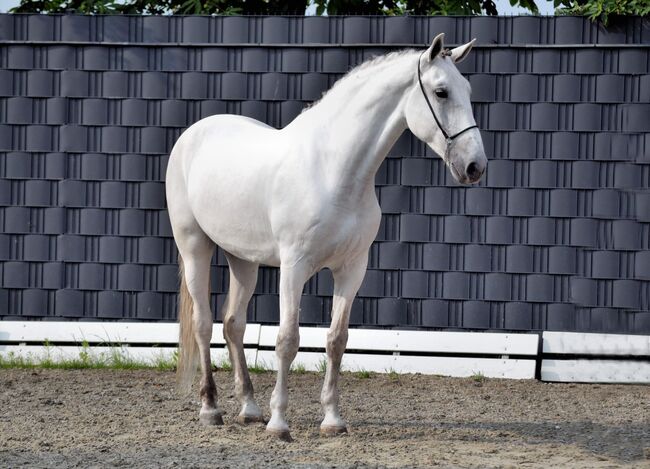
[170,114,276,170]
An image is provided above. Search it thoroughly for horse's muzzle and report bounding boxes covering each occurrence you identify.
[465,160,485,184]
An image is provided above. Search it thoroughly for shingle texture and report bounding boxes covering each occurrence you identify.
[1,14,649,334]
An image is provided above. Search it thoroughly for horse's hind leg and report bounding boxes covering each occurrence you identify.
[320,252,369,436]
[223,253,264,424]
[178,235,221,425]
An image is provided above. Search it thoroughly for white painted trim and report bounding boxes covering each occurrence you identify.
[259,326,539,356]
[257,350,536,379]
[1,321,541,379]
[7,322,648,383]
[0,321,539,356]
[543,331,650,356]
[0,321,261,346]
[541,359,650,383]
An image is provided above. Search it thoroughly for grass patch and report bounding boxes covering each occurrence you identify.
[248,359,272,374]
[0,352,37,369]
[353,369,372,379]
[153,349,178,372]
[470,372,486,384]
[317,357,328,373]
[212,356,233,372]
[291,362,307,374]
[0,342,178,371]
[387,368,400,381]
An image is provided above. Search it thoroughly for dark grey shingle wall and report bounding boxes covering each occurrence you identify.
[0,14,649,334]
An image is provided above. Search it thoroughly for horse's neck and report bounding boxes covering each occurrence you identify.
[295,53,416,199]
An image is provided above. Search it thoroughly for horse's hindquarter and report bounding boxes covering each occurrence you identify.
[181,115,283,264]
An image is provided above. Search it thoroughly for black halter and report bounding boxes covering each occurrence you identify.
[417,50,478,161]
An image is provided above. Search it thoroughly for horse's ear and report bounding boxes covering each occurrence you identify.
[426,33,445,62]
[450,38,476,64]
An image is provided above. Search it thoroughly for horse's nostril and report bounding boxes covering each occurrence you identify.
[466,161,481,180]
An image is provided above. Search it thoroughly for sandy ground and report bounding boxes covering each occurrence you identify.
[1,368,649,468]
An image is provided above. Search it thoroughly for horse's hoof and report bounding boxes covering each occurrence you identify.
[235,414,267,425]
[320,425,348,436]
[266,428,293,442]
[199,410,224,426]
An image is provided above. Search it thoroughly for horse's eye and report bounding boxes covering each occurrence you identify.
[435,89,448,99]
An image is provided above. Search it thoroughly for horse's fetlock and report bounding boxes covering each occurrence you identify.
[320,389,335,406]
[200,373,216,395]
[270,391,287,412]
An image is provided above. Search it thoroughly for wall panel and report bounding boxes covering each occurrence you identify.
[0,15,648,334]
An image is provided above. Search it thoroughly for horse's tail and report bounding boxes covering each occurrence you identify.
[176,254,198,393]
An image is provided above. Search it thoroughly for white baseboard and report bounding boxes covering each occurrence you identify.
[258,350,536,379]
[543,331,650,356]
[3,321,649,382]
[0,320,540,379]
[540,331,650,383]
[542,359,650,383]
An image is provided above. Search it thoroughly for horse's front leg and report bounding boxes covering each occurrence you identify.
[266,263,310,441]
[320,252,368,435]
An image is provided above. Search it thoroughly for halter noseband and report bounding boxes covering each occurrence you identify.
[417,50,478,162]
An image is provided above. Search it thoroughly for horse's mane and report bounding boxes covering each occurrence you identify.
[302,49,416,113]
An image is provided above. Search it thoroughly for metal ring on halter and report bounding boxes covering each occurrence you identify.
[417,50,478,166]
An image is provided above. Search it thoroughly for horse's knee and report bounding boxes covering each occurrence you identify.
[276,326,300,358]
[223,311,236,338]
[223,311,244,344]
[326,329,348,358]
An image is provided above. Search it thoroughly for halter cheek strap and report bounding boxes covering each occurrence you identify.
[417,50,478,161]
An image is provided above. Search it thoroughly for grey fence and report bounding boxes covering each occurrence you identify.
[0,14,649,334]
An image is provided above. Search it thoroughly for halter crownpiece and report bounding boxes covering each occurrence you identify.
[417,50,478,163]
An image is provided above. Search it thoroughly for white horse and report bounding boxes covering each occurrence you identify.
[166,33,487,441]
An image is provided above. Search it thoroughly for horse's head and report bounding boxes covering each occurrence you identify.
[405,33,487,185]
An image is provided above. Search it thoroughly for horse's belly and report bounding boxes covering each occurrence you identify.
[194,202,279,265]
